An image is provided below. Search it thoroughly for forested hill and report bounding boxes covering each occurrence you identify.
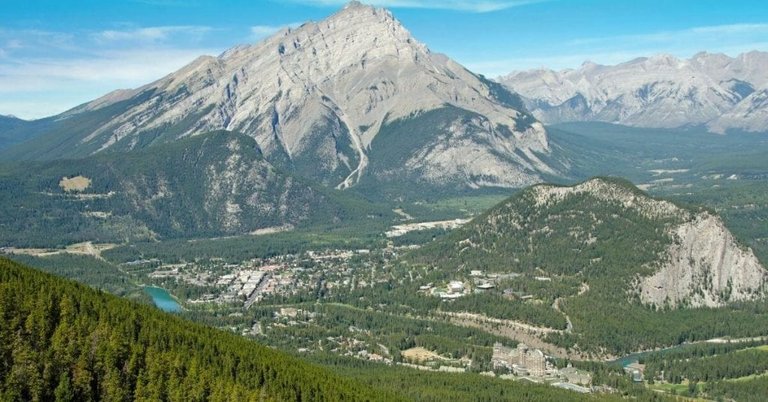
[0,257,397,401]
[0,130,389,247]
[406,177,768,354]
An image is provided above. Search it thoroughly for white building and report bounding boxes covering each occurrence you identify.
[448,281,464,292]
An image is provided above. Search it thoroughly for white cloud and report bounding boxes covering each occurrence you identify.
[691,23,768,35]
[0,29,77,54]
[283,0,546,12]
[0,49,214,85]
[250,23,302,40]
[0,26,225,118]
[5,39,23,49]
[0,47,221,119]
[94,26,213,43]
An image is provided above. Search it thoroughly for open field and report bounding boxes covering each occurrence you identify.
[401,347,446,363]
[2,241,117,259]
[59,175,91,192]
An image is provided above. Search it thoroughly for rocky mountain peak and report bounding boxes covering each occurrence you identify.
[13,2,550,194]
[318,0,427,59]
[501,50,768,133]
[343,0,365,9]
[214,0,427,82]
[646,53,680,67]
[336,0,397,26]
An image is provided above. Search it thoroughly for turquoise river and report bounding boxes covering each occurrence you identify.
[144,286,181,312]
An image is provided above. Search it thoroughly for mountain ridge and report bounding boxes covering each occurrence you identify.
[500,51,768,134]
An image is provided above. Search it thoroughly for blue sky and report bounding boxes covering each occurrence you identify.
[2,0,768,119]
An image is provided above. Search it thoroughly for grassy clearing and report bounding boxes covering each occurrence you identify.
[649,381,704,395]
[401,194,512,221]
[59,175,92,192]
[401,347,446,363]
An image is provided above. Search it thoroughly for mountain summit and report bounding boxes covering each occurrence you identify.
[501,51,768,134]
[6,1,552,194]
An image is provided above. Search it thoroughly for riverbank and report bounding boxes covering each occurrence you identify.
[610,336,768,367]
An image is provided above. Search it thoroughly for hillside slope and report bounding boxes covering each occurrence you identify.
[407,178,768,353]
[0,257,397,401]
[0,130,386,247]
[0,115,49,151]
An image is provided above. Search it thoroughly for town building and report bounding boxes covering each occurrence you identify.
[448,281,464,292]
[492,343,547,377]
[476,282,495,291]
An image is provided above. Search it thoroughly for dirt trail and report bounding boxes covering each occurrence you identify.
[3,241,116,260]
[552,283,589,334]
[443,312,590,360]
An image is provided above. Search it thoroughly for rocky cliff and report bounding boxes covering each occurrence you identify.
[640,213,768,308]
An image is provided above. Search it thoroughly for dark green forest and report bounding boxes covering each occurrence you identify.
[0,257,396,401]
[0,257,645,401]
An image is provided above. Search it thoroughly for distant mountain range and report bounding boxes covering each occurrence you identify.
[500,51,768,134]
[1,1,552,194]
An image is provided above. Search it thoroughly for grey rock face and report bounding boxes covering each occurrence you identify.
[639,213,768,308]
[63,2,550,191]
[500,51,768,134]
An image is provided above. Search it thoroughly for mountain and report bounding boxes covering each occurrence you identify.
[709,88,768,133]
[0,115,45,150]
[0,130,386,247]
[0,115,22,131]
[0,257,398,401]
[407,178,768,354]
[417,177,767,309]
[500,51,768,134]
[3,1,552,194]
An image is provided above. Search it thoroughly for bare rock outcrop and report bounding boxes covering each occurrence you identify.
[530,178,682,220]
[640,213,768,308]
